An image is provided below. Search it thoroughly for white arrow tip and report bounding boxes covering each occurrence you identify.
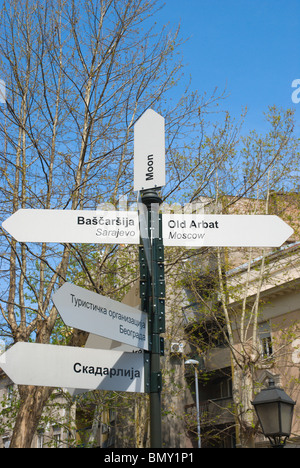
[134,108,164,128]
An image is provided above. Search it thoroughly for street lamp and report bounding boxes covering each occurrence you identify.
[251,379,296,448]
[185,359,201,448]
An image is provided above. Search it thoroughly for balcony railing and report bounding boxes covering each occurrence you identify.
[186,397,235,427]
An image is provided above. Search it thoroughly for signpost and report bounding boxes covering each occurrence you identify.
[0,108,295,449]
[134,109,167,447]
[52,282,149,351]
[2,209,140,244]
[139,189,165,449]
[0,342,146,393]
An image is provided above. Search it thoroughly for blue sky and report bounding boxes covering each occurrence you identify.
[155,0,300,135]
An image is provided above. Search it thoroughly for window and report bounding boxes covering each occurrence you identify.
[54,433,62,448]
[53,426,62,448]
[220,378,232,399]
[37,431,44,448]
[261,336,273,357]
[4,385,14,408]
[258,322,273,358]
[3,437,10,448]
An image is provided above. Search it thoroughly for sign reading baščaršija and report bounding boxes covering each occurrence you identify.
[2,209,140,244]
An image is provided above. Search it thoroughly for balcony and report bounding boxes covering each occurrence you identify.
[186,397,235,428]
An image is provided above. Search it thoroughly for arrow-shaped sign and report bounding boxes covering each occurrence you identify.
[0,343,145,393]
[134,109,165,192]
[83,280,143,352]
[162,214,294,247]
[52,283,149,351]
[2,209,140,244]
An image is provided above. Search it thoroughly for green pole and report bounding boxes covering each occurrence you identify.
[139,189,165,448]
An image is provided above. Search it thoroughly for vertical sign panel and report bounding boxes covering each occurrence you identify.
[134,109,165,191]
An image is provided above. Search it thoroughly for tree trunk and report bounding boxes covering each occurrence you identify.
[232,363,256,448]
[10,386,53,448]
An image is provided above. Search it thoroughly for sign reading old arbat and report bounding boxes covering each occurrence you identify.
[163,214,294,247]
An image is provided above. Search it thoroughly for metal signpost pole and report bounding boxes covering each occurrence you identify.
[140,189,165,448]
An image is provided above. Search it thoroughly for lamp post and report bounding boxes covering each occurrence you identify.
[185,359,201,448]
[252,379,296,448]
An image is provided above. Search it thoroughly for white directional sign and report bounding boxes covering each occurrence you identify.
[52,283,148,351]
[134,109,165,191]
[163,214,294,247]
[0,342,145,393]
[2,209,140,244]
[83,281,143,352]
